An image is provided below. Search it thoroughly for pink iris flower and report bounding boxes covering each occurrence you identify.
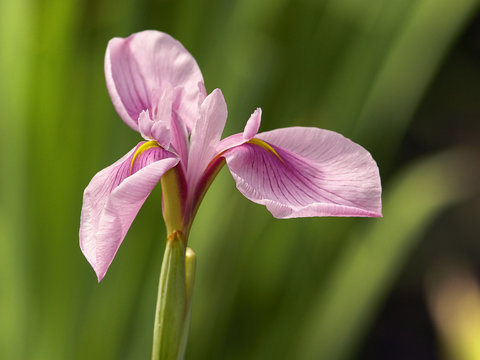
[80,30,382,281]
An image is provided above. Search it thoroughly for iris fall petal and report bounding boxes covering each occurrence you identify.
[222,127,382,218]
[80,143,179,281]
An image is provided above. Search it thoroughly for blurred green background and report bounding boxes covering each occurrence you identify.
[1,0,480,359]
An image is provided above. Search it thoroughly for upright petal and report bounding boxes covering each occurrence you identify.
[187,89,227,190]
[243,108,262,141]
[222,127,382,218]
[80,143,179,281]
[214,107,262,154]
[170,110,189,170]
[138,110,171,148]
[105,30,204,131]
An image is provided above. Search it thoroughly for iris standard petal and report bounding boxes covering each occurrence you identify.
[187,89,227,190]
[80,143,179,281]
[222,127,382,218]
[105,30,204,131]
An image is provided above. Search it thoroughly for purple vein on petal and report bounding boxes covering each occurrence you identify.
[221,127,382,218]
[106,37,150,130]
[105,30,205,133]
[80,142,179,281]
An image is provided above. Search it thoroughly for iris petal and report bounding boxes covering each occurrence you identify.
[187,89,227,192]
[242,108,262,141]
[105,30,204,131]
[79,142,179,281]
[222,127,382,218]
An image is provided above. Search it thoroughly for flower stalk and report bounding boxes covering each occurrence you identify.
[152,230,196,360]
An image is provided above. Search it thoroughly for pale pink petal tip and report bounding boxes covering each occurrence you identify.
[243,108,262,141]
[223,127,382,218]
[79,144,179,281]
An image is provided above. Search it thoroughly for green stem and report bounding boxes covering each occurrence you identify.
[152,231,196,360]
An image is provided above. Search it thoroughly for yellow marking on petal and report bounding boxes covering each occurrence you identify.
[248,138,283,162]
[130,140,160,173]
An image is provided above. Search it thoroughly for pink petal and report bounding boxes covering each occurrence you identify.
[139,85,190,165]
[187,89,227,191]
[138,110,170,148]
[222,127,382,218]
[242,108,262,140]
[170,111,189,170]
[216,133,245,154]
[105,30,204,131]
[214,107,261,154]
[80,143,179,281]
[151,87,174,146]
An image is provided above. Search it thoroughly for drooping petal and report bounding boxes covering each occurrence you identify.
[222,127,382,218]
[187,89,227,190]
[105,30,204,131]
[80,143,179,281]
